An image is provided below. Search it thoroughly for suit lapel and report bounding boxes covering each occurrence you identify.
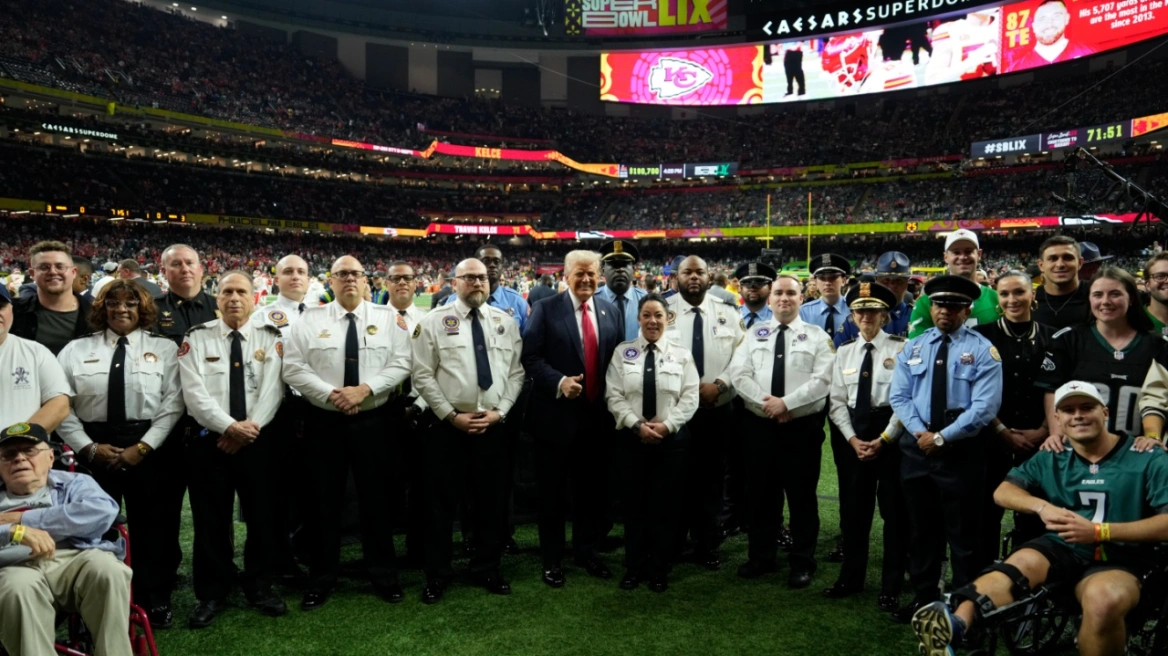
[560,293,585,366]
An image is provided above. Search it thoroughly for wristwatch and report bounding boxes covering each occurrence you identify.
[136,442,150,457]
[445,410,459,423]
[497,410,508,424]
[714,380,729,395]
[933,432,946,447]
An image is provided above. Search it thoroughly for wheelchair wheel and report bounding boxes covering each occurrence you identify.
[998,594,1077,656]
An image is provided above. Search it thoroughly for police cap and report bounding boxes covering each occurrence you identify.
[600,240,640,264]
[924,275,982,306]
[846,278,899,310]
[876,251,911,278]
[810,253,851,277]
[732,262,777,285]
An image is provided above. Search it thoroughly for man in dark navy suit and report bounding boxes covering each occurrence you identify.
[522,250,624,588]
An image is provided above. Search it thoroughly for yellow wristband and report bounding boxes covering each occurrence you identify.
[11,524,25,544]
[1101,523,1111,542]
[1147,433,1162,441]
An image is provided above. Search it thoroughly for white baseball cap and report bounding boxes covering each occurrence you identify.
[1053,381,1105,409]
[943,229,980,252]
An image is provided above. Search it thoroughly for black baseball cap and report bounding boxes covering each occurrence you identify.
[0,423,49,447]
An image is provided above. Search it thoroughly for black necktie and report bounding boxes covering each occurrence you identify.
[691,308,705,378]
[617,295,628,319]
[298,303,305,315]
[229,330,247,421]
[344,312,360,388]
[825,306,836,338]
[643,343,657,420]
[771,325,788,398]
[930,335,951,432]
[746,312,758,329]
[854,342,875,435]
[107,336,128,425]
[471,308,493,390]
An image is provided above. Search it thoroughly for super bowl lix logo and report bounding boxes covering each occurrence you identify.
[648,57,713,100]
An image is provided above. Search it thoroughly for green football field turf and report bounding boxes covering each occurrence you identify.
[150,439,927,656]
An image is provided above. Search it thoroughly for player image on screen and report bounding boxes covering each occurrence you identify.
[1003,0,1097,72]
[924,10,1001,85]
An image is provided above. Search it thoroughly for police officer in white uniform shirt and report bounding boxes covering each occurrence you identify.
[179,271,288,628]
[823,279,909,612]
[664,255,743,571]
[729,274,834,589]
[411,258,525,605]
[248,253,311,580]
[606,292,700,593]
[0,284,71,433]
[283,255,412,611]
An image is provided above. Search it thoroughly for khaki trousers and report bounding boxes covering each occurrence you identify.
[0,548,133,656]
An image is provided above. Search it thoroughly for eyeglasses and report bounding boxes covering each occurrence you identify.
[34,263,71,273]
[331,270,364,280]
[457,274,489,285]
[388,275,416,284]
[105,300,141,310]
[0,446,50,463]
[1149,273,1168,283]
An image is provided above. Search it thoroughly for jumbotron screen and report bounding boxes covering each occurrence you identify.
[600,0,1168,105]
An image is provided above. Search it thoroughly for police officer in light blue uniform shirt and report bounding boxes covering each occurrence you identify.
[733,262,775,328]
[840,252,912,340]
[887,274,1003,622]
[443,245,528,334]
[800,253,852,348]
[595,240,648,342]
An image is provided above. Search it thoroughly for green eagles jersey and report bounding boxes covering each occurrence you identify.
[1147,307,1168,337]
[908,287,1000,339]
[1005,432,1168,563]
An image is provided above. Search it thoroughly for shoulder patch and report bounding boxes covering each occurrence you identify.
[267,309,289,327]
[177,341,191,358]
[412,324,422,339]
[989,346,1001,362]
[1052,327,1073,339]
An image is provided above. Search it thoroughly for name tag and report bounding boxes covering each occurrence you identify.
[842,368,857,375]
[906,359,922,366]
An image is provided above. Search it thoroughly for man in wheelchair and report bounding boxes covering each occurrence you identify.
[912,380,1168,656]
[0,423,133,656]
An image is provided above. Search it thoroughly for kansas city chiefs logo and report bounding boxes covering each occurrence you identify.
[648,57,713,100]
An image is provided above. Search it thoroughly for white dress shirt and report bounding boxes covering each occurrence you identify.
[1,334,72,429]
[56,329,184,450]
[178,319,285,435]
[391,303,428,410]
[250,294,309,332]
[828,330,905,440]
[282,300,412,412]
[555,291,600,397]
[605,336,700,436]
[665,294,744,406]
[411,298,525,419]
[728,316,834,419]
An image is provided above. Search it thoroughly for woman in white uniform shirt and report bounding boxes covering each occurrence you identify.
[605,293,699,593]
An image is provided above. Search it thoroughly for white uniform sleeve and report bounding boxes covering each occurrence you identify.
[140,342,184,449]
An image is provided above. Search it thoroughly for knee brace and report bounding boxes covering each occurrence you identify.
[950,563,1032,620]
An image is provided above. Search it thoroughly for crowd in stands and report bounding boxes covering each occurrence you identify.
[2,0,1168,169]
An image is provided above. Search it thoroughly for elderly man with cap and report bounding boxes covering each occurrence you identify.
[824,281,909,611]
[909,230,1000,338]
[0,423,133,656]
[889,274,1003,623]
[596,240,648,342]
[1078,241,1113,282]
[842,252,913,340]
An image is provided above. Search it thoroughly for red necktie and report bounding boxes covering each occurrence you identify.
[581,303,600,402]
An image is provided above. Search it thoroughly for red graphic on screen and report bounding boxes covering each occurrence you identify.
[1000,0,1168,73]
[601,46,763,105]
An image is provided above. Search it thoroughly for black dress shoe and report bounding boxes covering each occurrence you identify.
[619,570,641,591]
[245,588,289,617]
[542,567,565,588]
[147,605,173,630]
[300,591,328,611]
[737,560,778,579]
[503,537,521,555]
[822,581,863,599]
[692,551,721,571]
[788,570,813,589]
[648,576,668,593]
[719,522,742,539]
[826,545,845,563]
[892,600,929,624]
[576,557,613,580]
[373,583,405,604]
[476,574,511,596]
[188,600,225,629]
[878,593,900,612]
[421,580,448,605]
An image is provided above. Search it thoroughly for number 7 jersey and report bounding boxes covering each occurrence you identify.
[1035,325,1168,436]
[1005,432,1168,563]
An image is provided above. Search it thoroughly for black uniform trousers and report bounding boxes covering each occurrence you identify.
[827,402,855,544]
[267,393,308,568]
[186,427,275,601]
[388,397,426,562]
[743,412,825,573]
[901,440,986,602]
[677,403,732,556]
[535,409,612,568]
[618,427,689,579]
[82,420,185,610]
[424,421,508,582]
[303,405,401,593]
[836,407,907,594]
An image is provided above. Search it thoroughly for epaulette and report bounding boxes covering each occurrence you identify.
[889,335,907,342]
[146,331,168,340]
[259,324,282,336]
[184,323,210,336]
[84,330,103,338]
[839,338,858,347]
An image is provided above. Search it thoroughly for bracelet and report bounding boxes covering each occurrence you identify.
[85,443,99,462]
[1101,523,1111,542]
[996,423,1009,434]
[1034,503,1046,516]
[11,524,25,544]
[1094,523,1102,543]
